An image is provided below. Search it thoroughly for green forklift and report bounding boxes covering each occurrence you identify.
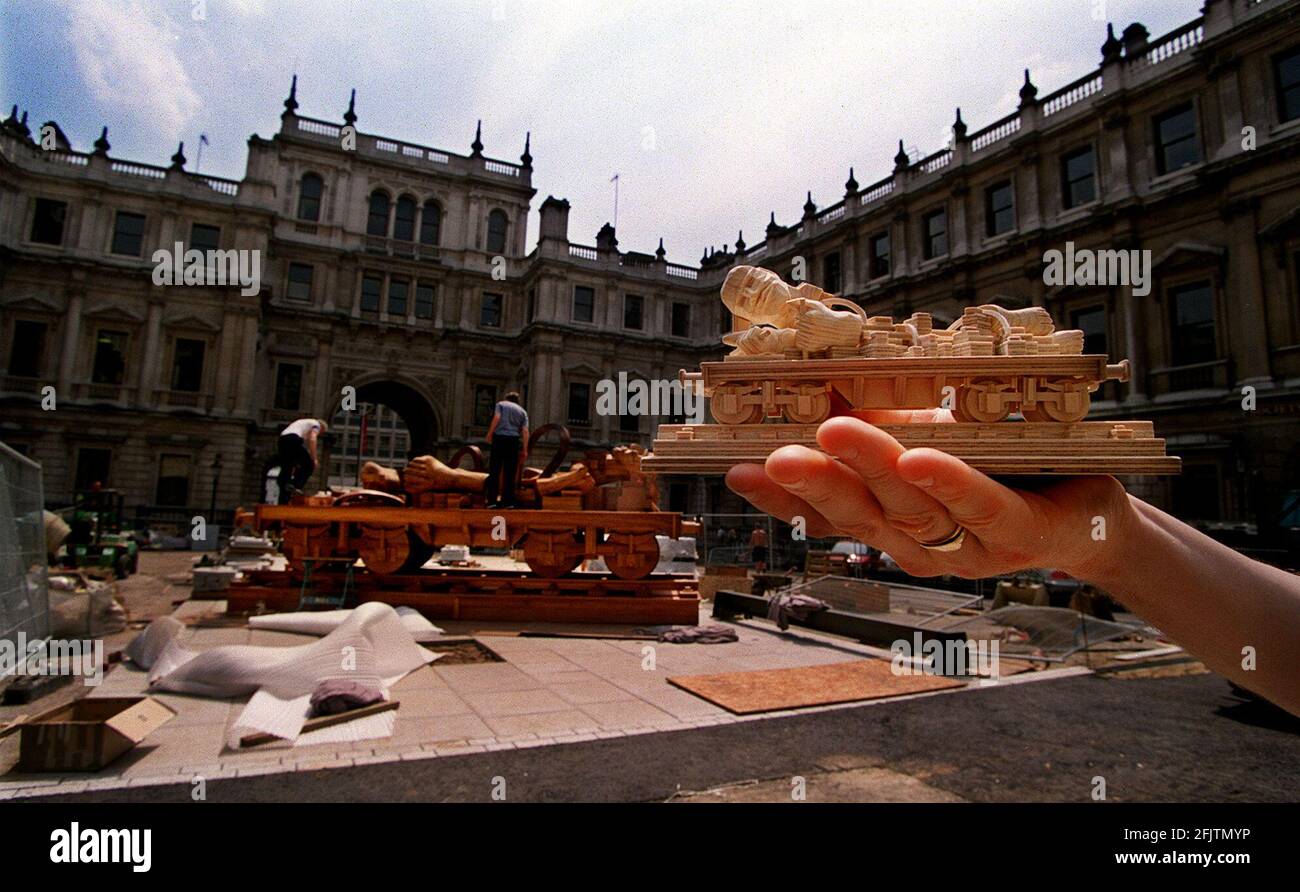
[61,488,140,579]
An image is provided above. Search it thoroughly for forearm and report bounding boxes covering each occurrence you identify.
[1076,496,1300,716]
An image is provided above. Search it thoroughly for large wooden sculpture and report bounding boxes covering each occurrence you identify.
[643,265,1180,476]
[255,427,690,580]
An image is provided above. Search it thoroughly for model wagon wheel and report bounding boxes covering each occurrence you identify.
[523,530,584,578]
[710,385,764,425]
[602,531,661,580]
[951,384,1011,423]
[782,385,832,424]
[356,524,410,576]
[1022,394,1090,424]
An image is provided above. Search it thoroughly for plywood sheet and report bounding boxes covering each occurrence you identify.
[667,659,965,714]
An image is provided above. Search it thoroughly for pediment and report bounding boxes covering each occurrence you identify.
[83,301,146,323]
[0,292,63,314]
[1151,241,1225,270]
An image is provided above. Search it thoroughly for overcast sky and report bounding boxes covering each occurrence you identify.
[3,0,1196,262]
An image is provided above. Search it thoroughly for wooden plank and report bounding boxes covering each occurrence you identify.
[667,659,965,714]
[239,699,400,748]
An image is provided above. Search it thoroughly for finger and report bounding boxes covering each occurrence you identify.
[816,417,958,543]
[895,448,1043,549]
[763,446,932,556]
[725,464,838,537]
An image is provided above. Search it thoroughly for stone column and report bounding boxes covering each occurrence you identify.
[1228,202,1271,385]
[138,299,165,407]
[1120,285,1146,403]
[57,292,83,395]
[213,309,240,413]
[235,312,259,417]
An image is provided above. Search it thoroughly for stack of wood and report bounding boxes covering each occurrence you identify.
[950,308,999,356]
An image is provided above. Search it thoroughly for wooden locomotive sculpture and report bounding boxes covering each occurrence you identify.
[253,425,698,580]
[644,265,1179,476]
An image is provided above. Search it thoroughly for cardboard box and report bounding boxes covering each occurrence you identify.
[16,696,176,772]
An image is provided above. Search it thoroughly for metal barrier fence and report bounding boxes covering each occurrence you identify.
[0,441,48,649]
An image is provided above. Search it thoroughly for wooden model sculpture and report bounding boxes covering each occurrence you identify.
[254,425,695,579]
[644,265,1180,476]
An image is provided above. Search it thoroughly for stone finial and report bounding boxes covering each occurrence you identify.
[1101,23,1122,64]
[893,139,909,172]
[701,246,710,264]
[734,230,746,252]
[596,221,618,252]
[93,125,111,156]
[343,88,357,126]
[766,211,781,238]
[471,119,484,156]
[1121,22,1150,57]
[655,237,666,259]
[953,107,967,141]
[18,110,30,138]
[803,190,816,217]
[1018,69,1038,108]
[520,131,532,168]
[844,166,859,196]
[283,74,299,115]
[170,141,186,170]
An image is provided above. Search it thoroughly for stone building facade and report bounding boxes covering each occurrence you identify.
[1,0,1298,542]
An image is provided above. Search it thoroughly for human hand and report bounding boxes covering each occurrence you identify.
[724,414,1138,582]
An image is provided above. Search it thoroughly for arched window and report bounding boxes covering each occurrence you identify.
[393,194,416,242]
[297,173,323,221]
[420,199,441,246]
[486,209,508,254]
[367,190,391,237]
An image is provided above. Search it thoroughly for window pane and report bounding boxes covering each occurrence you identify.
[573,286,594,323]
[274,364,303,410]
[74,448,112,492]
[30,198,67,245]
[287,263,313,301]
[420,201,441,245]
[298,174,322,221]
[156,454,191,506]
[111,212,145,256]
[822,252,841,293]
[1278,47,1300,122]
[360,274,382,312]
[394,196,416,241]
[487,210,508,253]
[8,320,47,377]
[1070,306,1107,355]
[567,382,590,425]
[1155,104,1199,174]
[92,331,128,385]
[474,385,497,426]
[624,294,643,329]
[170,338,205,392]
[672,302,690,338]
[481,293,503,327]
[415,284,435,319]
[870,232,891,277]
[986,182,1014,236]
[1062,147,1096,208]
[190,223,221,252]
[924,210,947,258]
[387,279,408,316]
[367,192,390,236]
[1169,281,1216,366]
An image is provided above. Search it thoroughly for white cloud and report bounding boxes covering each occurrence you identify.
[62,0,201,142]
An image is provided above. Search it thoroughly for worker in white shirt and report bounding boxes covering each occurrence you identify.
[484,392,529,508]
[277,418,326,503]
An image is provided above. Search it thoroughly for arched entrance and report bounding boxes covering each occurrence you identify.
[323,379,440,487]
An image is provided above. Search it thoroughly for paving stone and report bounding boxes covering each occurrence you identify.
[435,663,548,694]
[461,688,571,717]
[484,709,601,739]
[548,679,638,705]
[392,687,473,718]
[382,714,493,749]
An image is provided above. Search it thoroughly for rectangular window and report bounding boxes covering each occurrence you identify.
[985,181,1014,236]
[415,283,435,319]
[387,278,408,317]
[1061,146,1097,209]
[190,223,221,253]
[287,263,313,301]
[8,320,47,377]
[480,293,503,328]
[474,384,497,427]
[1070,306,1107,356]
[156,454,191,507]
[572,285,595,323]
[619,412,640,434]
[30,198,67,245]
[111,211,146,256]
[1169,281,1216,366]
[74,448,112,492]
[923,208,947,259]
[567,382,591,426]
[170,338,206,392]
[624,294,644,330]
[91,330,128,385]
[869,231,891,278]
[1276,46,1300,123]
[527,289,536,323]
[360,274,382,312]
[274,363,303,410]
[822,251,842,293]
[1171,462,1221,522]
[672,302,691,338]
[1154,103,1200,175]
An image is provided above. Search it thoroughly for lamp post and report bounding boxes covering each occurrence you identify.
[209,452,222,519]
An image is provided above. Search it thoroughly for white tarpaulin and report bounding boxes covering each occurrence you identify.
[249,606,444,641]
[127,602,439,745]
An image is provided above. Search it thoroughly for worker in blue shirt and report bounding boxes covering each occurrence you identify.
[485,392,529,508]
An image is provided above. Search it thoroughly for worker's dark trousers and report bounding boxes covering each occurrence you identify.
[486,435,521,507]
[277,434,315,502]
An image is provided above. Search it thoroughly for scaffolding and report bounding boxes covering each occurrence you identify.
[0,441,48,650]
